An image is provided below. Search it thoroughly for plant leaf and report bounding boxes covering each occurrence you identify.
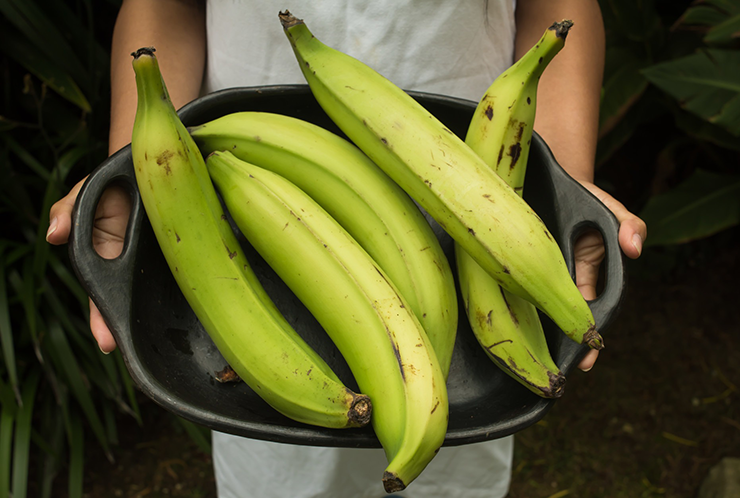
[600,48,651,135]
[705,14,740,45]
[639,169,740,246]
[175,417,212,454]
[0,0,88,84]
[642,49,740,136]
[67,413,84,498]
[0,244,20,401]
[11,369,41,498]
[0,28,91,113]
[0,383,16,498]
[45,321,111,460]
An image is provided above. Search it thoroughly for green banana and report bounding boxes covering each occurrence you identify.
[189,112,458,378]
[457,21,574,398]
[279,11,603,351]
[206,150,448,493]
[129,47,371,429]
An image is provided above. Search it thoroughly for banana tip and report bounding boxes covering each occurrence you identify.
[547,372,567,398]
[347,393,372,427]
[131,46,156,59]
[549,19,574,39]
[278,10,304,29]
[583,326,604,350]
[382,472,406,493]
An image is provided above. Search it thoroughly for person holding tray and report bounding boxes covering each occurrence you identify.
[47,1,647,497]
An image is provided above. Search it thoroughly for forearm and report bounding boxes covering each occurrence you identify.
[109,0,206,154]
[515,0,605,183]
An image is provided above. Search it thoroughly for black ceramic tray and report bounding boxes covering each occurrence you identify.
[69,86,625,448]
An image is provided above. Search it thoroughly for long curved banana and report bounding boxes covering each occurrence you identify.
[457,21,574,398]
[279,11,603,351]
[130,47,371,429]
[189,112,458,378]
[206,150,448,493]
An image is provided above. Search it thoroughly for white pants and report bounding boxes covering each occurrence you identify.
[213,432,513,498]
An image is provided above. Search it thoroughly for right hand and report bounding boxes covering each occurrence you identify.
[47,178,132,353]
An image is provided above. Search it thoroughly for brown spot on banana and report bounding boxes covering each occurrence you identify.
[223,242,237,259]
[485,105,494,120]
[156,150,174,174]
[508,142,522,169]
[431,400,440,414]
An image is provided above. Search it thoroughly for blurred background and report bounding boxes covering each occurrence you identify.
[1,0,738,496]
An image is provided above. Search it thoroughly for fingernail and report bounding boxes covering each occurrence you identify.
[632,233,643,257]
[46,217,58,242]
[99,345,111,355]
[580,365,593,373]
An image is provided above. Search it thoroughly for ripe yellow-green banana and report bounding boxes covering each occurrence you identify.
[130,47,371,429]
[279,11,603,351]
[206,150,448,493]
[189,112,458,378]
[457,21,574,398]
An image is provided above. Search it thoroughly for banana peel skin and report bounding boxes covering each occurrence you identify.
[130,47,371,430]
[458,21,575,399]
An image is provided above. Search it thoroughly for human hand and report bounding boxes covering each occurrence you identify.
[572,181,647,371]
[47,178,132,353]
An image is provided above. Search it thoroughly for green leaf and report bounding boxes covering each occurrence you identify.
[677,0,740,45]
[114,351,141,425]
[596,87,668,167]
[45,321,111,460]
[705,14,740,45]
[0,28,91,113]
[176,417,212,455]
[11,369,41,498]
[67,414,84,498]
[639,169,740,246]
[600,0,663,45]
[0,244,20,404]
[675,107,740,151]
[37,400,65,498]
[2,135,50,181]
[0,384,16,498]
[642,49,740,136]
[600,48,651,134]
[0,0,88,84]
[680,5,729,27]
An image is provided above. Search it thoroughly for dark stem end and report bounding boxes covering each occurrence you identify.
[549,19,574,39]
[382,472,407,493]
[347,392,373,428]
[583,325,604,351]
[278,10,304,29]
[131,46,156,59]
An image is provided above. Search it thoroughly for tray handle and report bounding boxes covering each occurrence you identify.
[68,145,143,344]
[532,134,626,372]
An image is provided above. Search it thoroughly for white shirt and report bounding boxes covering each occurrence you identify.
[203,0,516,102]
[203,1,518,497]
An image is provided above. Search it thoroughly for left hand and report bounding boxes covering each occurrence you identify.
[572,181,647,371]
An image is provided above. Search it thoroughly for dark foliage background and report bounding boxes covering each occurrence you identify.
[1,0,738,496]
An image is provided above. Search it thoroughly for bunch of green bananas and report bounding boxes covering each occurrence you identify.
[128,11,599,493]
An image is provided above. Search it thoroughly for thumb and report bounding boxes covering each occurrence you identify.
[581,182,647,259]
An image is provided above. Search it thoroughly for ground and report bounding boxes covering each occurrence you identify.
[79,229,739,498]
